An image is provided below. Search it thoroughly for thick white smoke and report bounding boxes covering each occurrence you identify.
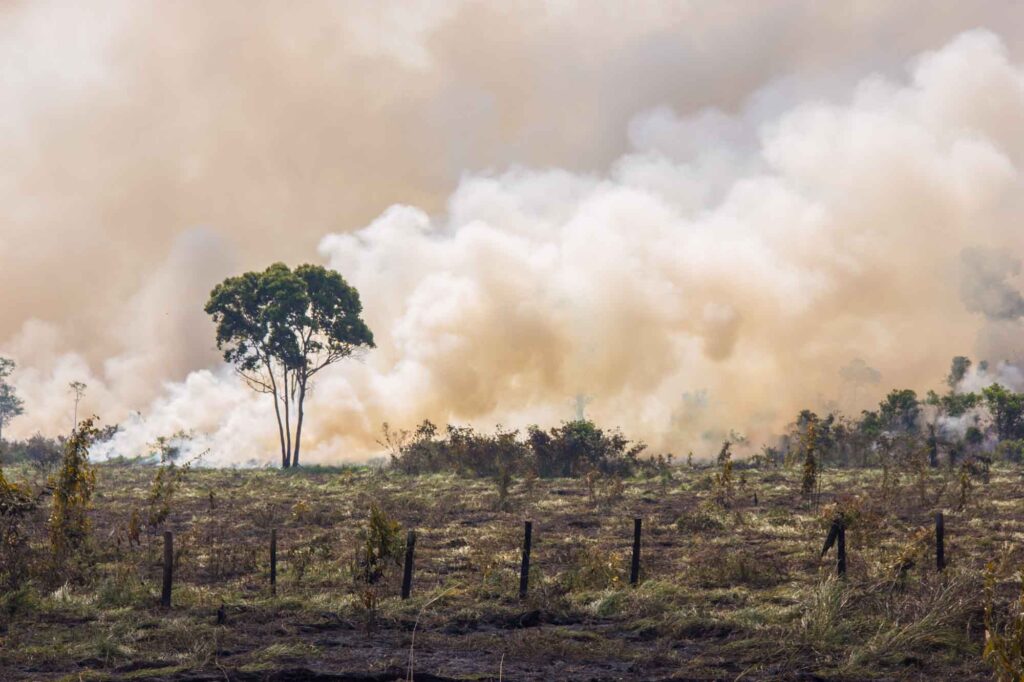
[3,15,1024,463]
[301,29,1024,461]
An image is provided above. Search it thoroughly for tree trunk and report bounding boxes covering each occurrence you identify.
[264,359,290,468]
[282,369,293,467]
[293,376,307,467]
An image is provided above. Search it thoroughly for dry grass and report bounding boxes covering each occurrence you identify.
[0,461,1021,680]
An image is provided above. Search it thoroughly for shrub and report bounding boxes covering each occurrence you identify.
[562,545,624,591]
[49,418,98,567]
[0,465,36,591]
[675,503,727,533]
[282,532,333,586]
[386,420,446,475]
[351,504,403,630]
[387,418,644,479]
[144,432,194,529]
[0,585,40,625]
[355,504,403,584]
[447,424,528,478]
[713,441,735,507]
[529,420,643,478]
[0,433,63,470]
[799,414,819,500]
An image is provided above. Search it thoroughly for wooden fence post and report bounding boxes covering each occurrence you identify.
[630,518,642,586]
[519,521,532,599]
[270,528,277,595]
[935,512,945,571]
[161,531,173,608]
[401,530,416,600]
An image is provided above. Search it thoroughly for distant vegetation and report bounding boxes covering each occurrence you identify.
[375,355,1024,482]
[3,354,1024,486]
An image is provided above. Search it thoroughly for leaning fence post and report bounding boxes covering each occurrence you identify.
[935,512,945,571]
[836,521,846,577]
[270,528,277,595]
[821,518,846,578]
[518,521,532,599]
[630,518,642,586]
[161,531,173,608]
[401,530,416,600]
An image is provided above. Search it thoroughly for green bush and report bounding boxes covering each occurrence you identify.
[388,418,644,479]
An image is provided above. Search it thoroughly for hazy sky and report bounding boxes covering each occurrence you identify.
[3,1,1024,462]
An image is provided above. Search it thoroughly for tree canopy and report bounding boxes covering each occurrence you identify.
[0,358,24,443]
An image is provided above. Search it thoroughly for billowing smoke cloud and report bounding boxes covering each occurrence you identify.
[3,3,1024,463]
[961,247,1024,368]
[958,361,1024,395]
[960,248,1024,321]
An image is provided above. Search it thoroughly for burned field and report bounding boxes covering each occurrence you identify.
[2,461,1023,681]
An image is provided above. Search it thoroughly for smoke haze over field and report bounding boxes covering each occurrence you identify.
[2,2,1024,463]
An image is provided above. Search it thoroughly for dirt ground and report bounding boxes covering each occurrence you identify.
[1,461,1020,680]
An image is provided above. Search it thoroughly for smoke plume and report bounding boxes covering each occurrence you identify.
[960,248,1024,321]
[2,3,1024,463]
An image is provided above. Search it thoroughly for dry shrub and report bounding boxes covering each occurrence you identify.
[0,467,37,591]
[289,531,334,586]
[49,418,98,572]
[713,441,735,508]
[290,499,312,523]
[820,493,886,552]
[562,544,625,591]
[883,526,933,582]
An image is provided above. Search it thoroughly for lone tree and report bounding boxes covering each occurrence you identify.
[205,263,374,468]
[0,358,24,443]
[68,381,87,431]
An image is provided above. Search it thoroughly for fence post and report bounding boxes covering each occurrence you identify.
[519,521,532,599]
[935,512,945,571]
[630,518,642,586]
[401,530,416,600]
[836,521,846,577]
[161,531,173,608]
[270,528,277,595]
